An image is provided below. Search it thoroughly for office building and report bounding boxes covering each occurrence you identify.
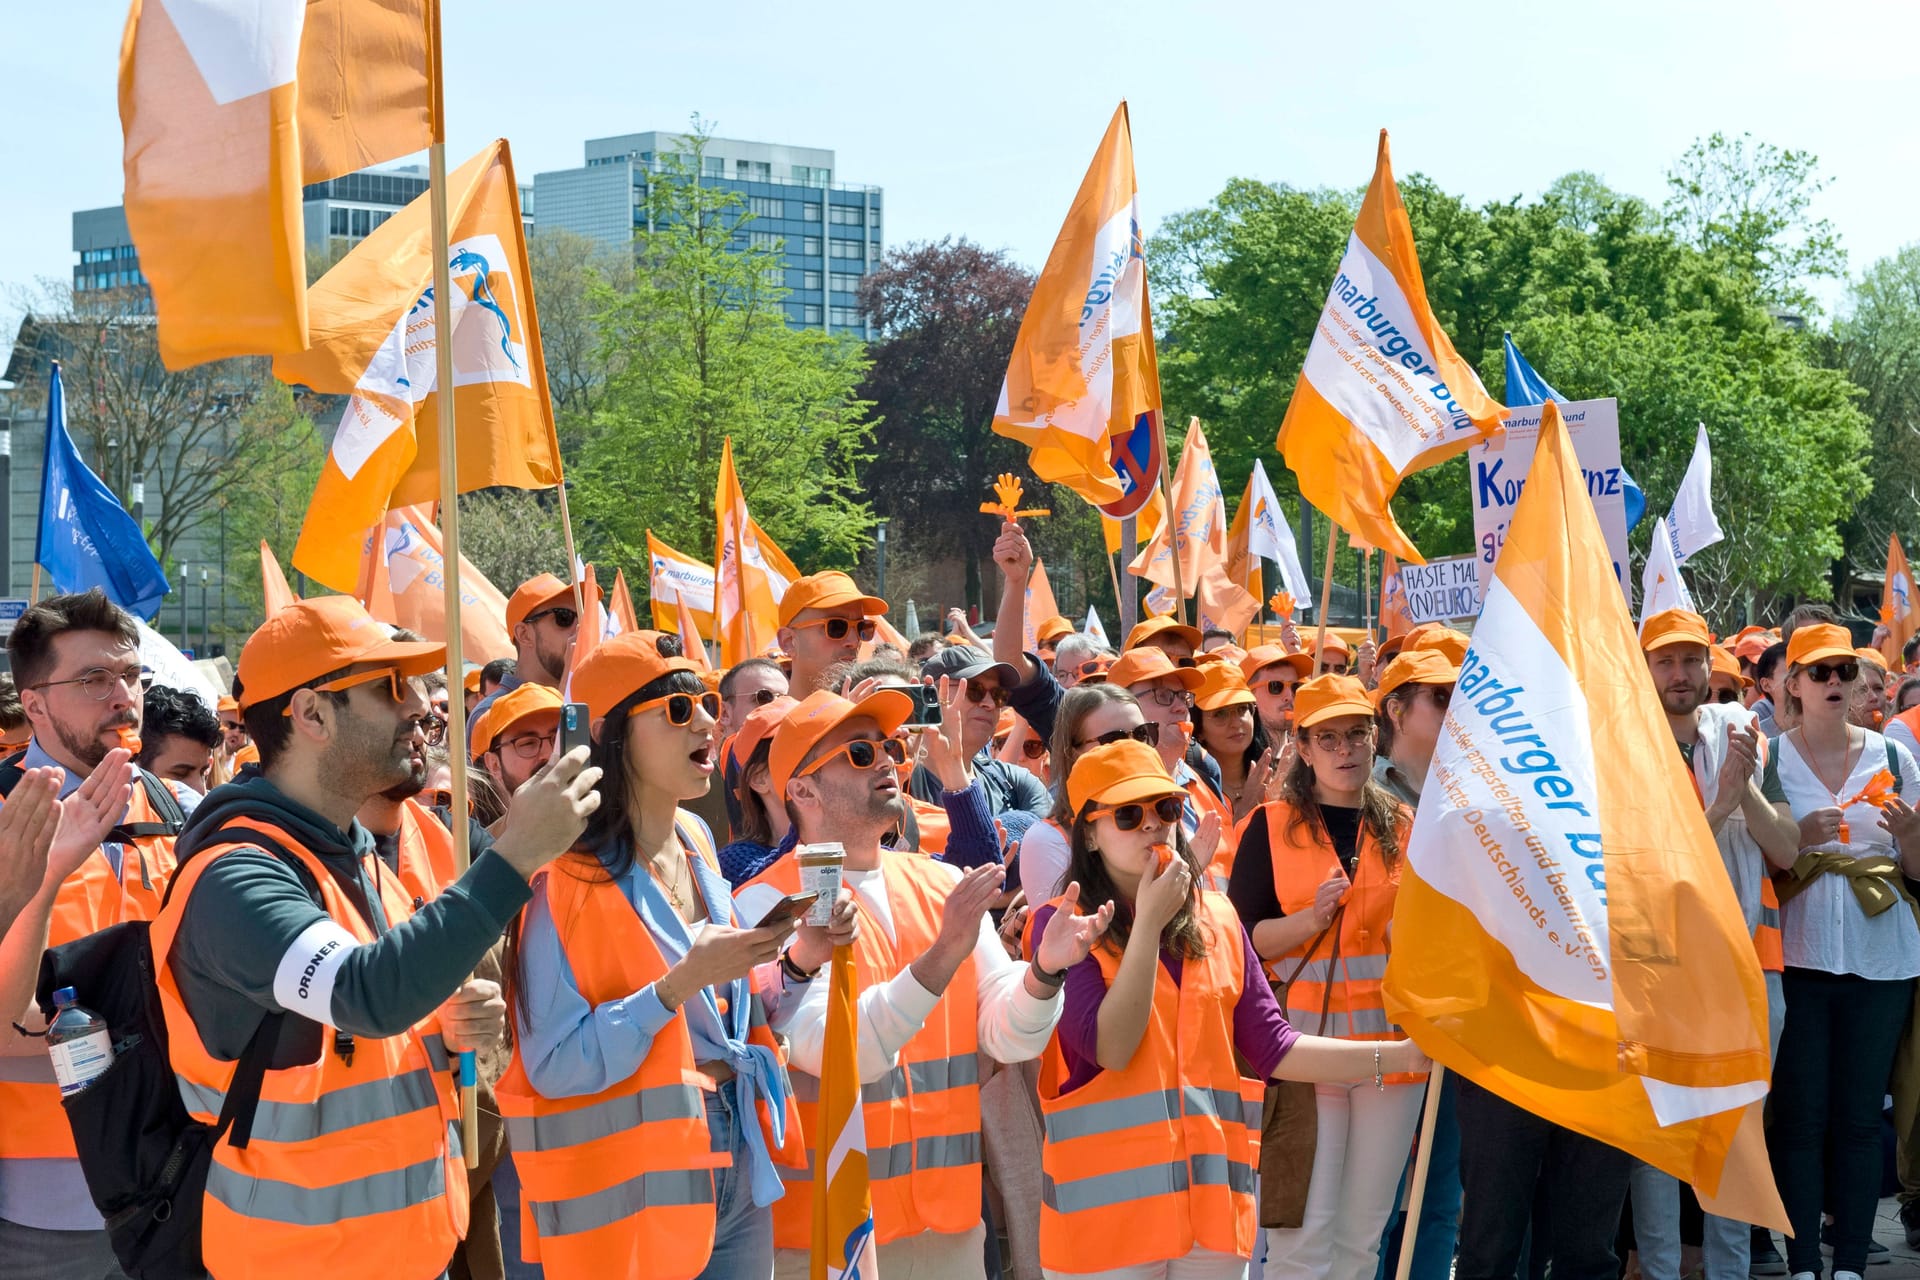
[533,132,883,338]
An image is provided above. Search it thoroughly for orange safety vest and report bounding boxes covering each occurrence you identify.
[1035,890,1262,1274]
[392,798,461,906]
[1184,772,1237,894]
[0,780,178,1162]
[909,795,950,855]
[1261,800,1424,1084]
[743,847,983,1247]
[496,817,802,1280]
[153,816,468,1279]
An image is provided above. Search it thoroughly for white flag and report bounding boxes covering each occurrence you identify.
[1640,515,1696,623]
[1083,606,1108,646]
[1669,423,1724,564]
[1244,458,1313,601]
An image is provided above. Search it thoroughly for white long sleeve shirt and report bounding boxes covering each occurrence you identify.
[738,861,1062,1083]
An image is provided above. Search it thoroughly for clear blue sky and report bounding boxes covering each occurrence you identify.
[3,0,1914,356]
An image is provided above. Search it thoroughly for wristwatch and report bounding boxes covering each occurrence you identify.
[1029,957,1068,988]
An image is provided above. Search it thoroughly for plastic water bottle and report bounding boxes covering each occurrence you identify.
[46,987,114,1097]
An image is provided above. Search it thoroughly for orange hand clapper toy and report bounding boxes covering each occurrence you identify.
[980,474,1050,523]
[1837,769,1898,844]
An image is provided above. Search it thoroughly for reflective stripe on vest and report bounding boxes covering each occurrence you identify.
[787,1052,979,1105]
[868,1132,983,1180]
[1041,1153,1255,1214]
[177,1067,443,1145]
[204,1124,457,1227]
[504,1082,706,1153]
[1285,953,1391,985]
[528,1168,716,1239]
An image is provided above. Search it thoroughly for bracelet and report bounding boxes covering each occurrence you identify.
[779,952,820,984]
[1373,1045,1383,1091]
[1029,957,1068,989]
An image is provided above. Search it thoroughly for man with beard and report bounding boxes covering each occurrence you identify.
[1629,609,1799,1280]
[1241,643,1313,745]
[735,688,1104,1279]
[467,573,592,752]
[778,570,889,697]
[0,589,189,1271]
[471,683,562,804]
[154,596,602,1279]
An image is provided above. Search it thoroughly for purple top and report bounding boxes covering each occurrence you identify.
[1033,904,1299,1095]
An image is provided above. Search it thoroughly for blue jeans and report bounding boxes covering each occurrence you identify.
[698,1080,775,1280]
[493,1151,544,1279]
[1375,1074,1461,1280]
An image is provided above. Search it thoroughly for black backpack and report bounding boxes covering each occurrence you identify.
[31,825,319,1280]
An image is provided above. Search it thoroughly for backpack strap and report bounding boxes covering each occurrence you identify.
[1889,739,1904,794]
[217,1006,286,1150]
[103,769,187,842]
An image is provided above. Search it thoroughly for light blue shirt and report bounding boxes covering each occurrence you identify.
[515,814,796,1207]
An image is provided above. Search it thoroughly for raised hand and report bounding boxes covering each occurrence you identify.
[1033,881,1114,975]
[49,750,135,885]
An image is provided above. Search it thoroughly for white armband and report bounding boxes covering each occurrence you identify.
[271,919,361,1022]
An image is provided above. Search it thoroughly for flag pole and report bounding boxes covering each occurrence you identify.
[1119,516,1138,633]
[1105,549,1124,628]
[1392,1065,1447,1280]
[1363,548,1374,639]
[1310,520,1338,678]
[424,0,478,1170]
[1155,414,1186,625]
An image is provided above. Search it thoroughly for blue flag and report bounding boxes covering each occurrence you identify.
[1502,333,1646,531]
[35,363,171,619]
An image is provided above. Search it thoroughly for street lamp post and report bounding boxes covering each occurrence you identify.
[200,568,210,656]
[875,519,889,601]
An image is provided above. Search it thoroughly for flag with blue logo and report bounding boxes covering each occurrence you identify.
[1503,333,1646,530]
[811,945,877,1280]
[35,363,170,618]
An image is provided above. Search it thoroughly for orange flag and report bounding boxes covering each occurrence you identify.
[118,0,430,369]
[1130,421,1252,634]
[992,103,1161,506]
[1276,131,1504,563]
[1022,560,1061,654]
[1882,535,1918,668]
[714,438,785,666]
[1383,401,1784,1229]
[1224,471,1266,607]
[570,564,609,675]
[609,569,641,636]
[356,504,512,662]
[277,139,563,592]
[260,540,298,616]
[1379,551,1414,640]
[676,592,712,672]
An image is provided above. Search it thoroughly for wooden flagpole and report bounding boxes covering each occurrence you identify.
[1105,549,1124,629]
[1310,520,1338,678]
[424,0,478,1169]
[1392,1065,1447,1280]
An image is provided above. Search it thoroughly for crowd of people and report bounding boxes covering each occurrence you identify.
[0,519,1916,1280]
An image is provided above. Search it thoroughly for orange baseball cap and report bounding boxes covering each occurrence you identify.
[1856,646,1889,673]
[1377,634,1408,662]
[1786,623,1857,668]
[726,694,800,774]
[1124,615,1203,653]
[1375,649,1460,701]
[770,687,913,795]
[1639,608,1713,652]
[1240,644,1313,684]
[216,695,239,714]
[1036,615,1074,646]
[1317,632,1353,662]
[777,571,887,628]
[1108,647,1205,692]
[506,573,600,634]
[469,683,564,760]
[1066,738,1182,816]
[1405,624,1470,664]
[236,596,444,708]
[1194,663,1256,712]
[570,630,700,724]
[1709,645,1747,684]
[1732,630,1776,664]
[1293,674,1376,731]
[463,667,483,695]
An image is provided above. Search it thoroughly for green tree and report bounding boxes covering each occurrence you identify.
[571,123,875,575]
[219,383,325,620]
[1831,244,1920,580]
[457,489,573,594]
[528,227,628,449]
[1663,131,1845,314]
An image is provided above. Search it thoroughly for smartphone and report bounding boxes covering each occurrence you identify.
[905,684,942,726]
[560,702,591,758]
[754,891,821,930]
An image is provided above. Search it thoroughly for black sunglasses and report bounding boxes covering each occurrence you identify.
[1018,738,1047,761]
[1427,685,1453,708]
[1088,795,1186,830]
[1807,662,1859,685]
[1077,723,1161,750]
[796,617,878,642]
[633,690,723,725]
[1261,679,1297,697]
[964,683,1010,707]
[527,607,579,629]
[800,735,909,778]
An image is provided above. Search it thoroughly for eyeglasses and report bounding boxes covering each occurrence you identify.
[799,735,908,778]
[631,690,722,726]
[729,687,780,708]
[1261,679,1298,697]
[1085,795,1185,830]
[284,666,408,715]
[1427,685,1453,708]
[219,719,245,733]
[1712,687,1741,703]
[1309,726,1375,754]
[1018,738,1047,761]
[1135,686,1194,709]
[422,715,448,746]
[963,682,1010,707]
[792,616,877,642]
[35,665,144,702]
[1322,662,1351,676]
[1806,662,1859,685]
[430,789,454,809]
[525,606,580,630]
[493,729,557,760]
[1076,722,1161,750]
[1174,656,1198,669]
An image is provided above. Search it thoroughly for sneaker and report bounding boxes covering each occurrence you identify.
[1903,1199,1920,1251]
[1750,1234,1788,1278]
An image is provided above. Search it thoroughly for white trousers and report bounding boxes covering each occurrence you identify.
[1262,1080,1425,1280]
[776,1223,987,1280]
[1041,1244,1249,1279]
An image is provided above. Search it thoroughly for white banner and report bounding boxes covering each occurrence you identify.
[1395,554,1482,624]
[1469,398,1628,610]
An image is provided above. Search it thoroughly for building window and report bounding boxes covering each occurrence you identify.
[735,159,771,182]
[830,272,863,295]
[802,237,822,257]
[869,207,882,229]
[351,208,371,236]
[749,231,780,251]
[830,307,864,328]
[870,241,882,262]
[791,165,831,188]
[703,156,725,178]
[829,205,864,226]
[800,304,823,324]
[801,201,822,222]
[802,271,822,290]
[829,241,863,260]
[330,208,349,236]
[749,196,782,219]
